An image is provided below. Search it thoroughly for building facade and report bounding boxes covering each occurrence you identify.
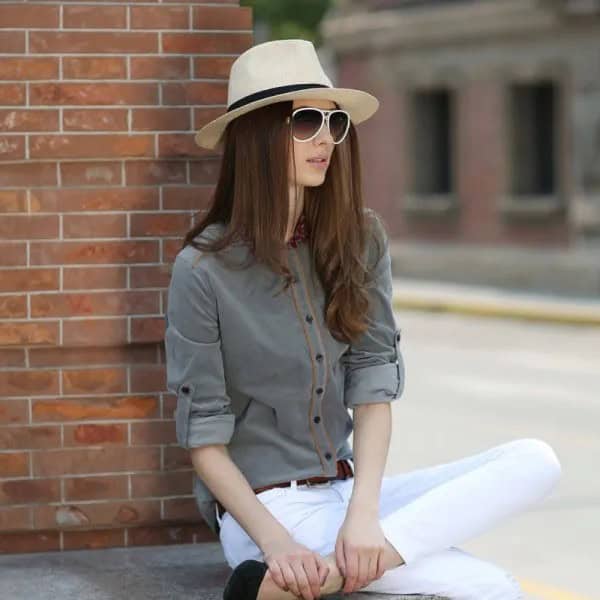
[322,0,600,295]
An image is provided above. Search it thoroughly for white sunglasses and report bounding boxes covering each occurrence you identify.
[285,107,351,144]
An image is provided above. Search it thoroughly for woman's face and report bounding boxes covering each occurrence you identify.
[288,98,338,188]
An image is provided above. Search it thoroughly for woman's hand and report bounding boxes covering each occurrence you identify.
[335,511,387,594]
[261,533,330,600]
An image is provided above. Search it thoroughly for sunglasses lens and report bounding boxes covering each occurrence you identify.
[291,109,349,143]
[292,109,323,141]
[329,111,349,142]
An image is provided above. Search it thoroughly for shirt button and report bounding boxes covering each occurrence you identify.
[305,314,313,323]
[316,387,323,394]
[396,332,401,341]
[325,452,332,460]
[315,354,323,361]
[181,385,190,394]
[313,415,321,423]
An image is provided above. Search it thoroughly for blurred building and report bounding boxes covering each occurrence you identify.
[322,0,600,296]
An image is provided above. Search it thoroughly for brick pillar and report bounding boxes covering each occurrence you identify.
[0,1,252,554]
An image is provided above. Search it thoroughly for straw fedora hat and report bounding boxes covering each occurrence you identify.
[194,38,380,150]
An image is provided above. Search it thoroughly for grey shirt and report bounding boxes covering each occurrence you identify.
[164,208,405,536]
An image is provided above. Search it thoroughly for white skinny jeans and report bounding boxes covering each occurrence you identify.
[217,437,562,600]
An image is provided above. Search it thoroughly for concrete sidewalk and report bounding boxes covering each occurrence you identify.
[0,542,447,600]
[392,277,600,326]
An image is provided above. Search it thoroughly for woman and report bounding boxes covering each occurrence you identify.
[164,39,562,600]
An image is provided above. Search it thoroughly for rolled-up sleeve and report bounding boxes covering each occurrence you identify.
[164,253,234,449]
[341,210,405,408]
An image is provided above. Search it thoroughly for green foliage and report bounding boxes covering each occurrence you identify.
[240,0,334,46]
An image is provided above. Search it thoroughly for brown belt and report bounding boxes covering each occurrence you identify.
[216,458,354,521]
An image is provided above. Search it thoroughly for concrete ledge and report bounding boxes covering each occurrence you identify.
[0,542,448,599]
[393,277,600,326]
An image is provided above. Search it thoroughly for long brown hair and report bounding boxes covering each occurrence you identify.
[181,99,385,345]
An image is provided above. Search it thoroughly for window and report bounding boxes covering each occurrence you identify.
[509,81,556,196]
[412,88,452,196]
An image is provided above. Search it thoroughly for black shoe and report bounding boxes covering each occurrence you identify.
[223,559,269,600]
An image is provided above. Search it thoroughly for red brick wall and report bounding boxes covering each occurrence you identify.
[0,1,252,554]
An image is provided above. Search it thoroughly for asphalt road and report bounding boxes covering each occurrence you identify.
[369,309,600,600]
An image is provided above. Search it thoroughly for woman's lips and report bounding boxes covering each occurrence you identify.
[307,158,328,169]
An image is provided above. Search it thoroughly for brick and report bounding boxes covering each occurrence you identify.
[63,57,126,80]
[0,58,58,81]
[64,475,128,501]
[162,80,227,105]
[0,189,27,212]
[130,6,189,30]
[30,82,158,106]
[61,367,128,395]
[0,215,59,240]
[130,57,189,80]
[0,348,27,368]
[130,365,166,394]
[63,109,128,131]
[163,183,217,210]
[32,396,159,423]
[62,318,128,347]
[0,31,26,54]
[0,508,33,533]
[0,478,60,506]
[63,528,125,551]
[0,242,27,266]
[130,212,189,235]
[128,523,215,546]
[130,420,175,446]
[0,162,57,187]
[28,344,157,369]
[30,290,159,318]
[163,497,203,522]
[30,134,154,159]
[0,530,59,553]
[130,264,171,289]
[0,4,59,28]
[0,425,61,450]
[0,452,29,477]
[0,109,58,133]
[0,321,59,347]
[0,295,27,319]
[125,159,187,185]
[193,56,235,79]
[29,240,159,266]
[32,446,161,477]
[0,268,58,293]
[131,470,192,498]
[29,31,157,54]
[0,531,60,554]
[34,499,161,529]
[30,187,159,212]
[63,423,128,446]
[158,133,207,158]
[62,266,127,291]
[0,136,25,160]
[0,400,28,425]
[63,213,127,239]
[59,161,123,186]
[131,316,167,344]
[0,84,25,105]
[162,32,251,54]
[131,107,190,131]
[0,369,59,398]
[192,6,252,30]
[163,446,192,471]
[63,5,126,29]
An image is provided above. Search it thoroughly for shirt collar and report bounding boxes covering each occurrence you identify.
[286,213,309,248]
